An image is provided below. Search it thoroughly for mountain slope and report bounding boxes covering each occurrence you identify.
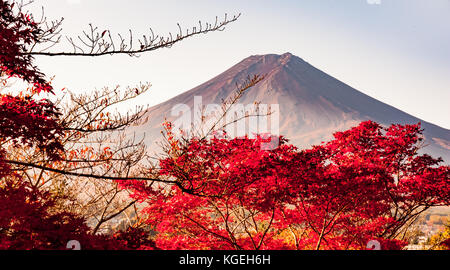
[138,53,450,162]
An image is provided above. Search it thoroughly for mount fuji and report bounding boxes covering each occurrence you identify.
[138,53,450,162]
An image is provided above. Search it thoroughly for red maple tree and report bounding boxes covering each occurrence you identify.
[0,1,102,249]
[0,0,235,249]
[1,0,63,156]
[121,121,449,250]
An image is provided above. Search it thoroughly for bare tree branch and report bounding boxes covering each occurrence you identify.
[25,13,241,57]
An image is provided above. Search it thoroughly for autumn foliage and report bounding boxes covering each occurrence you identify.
[0,0,51,92]
[1,0,63,160]
[1,0,449,250]
[0,0,131,249]
[121,121,449,250]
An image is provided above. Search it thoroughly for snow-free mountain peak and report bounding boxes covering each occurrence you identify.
[138,53,450,162]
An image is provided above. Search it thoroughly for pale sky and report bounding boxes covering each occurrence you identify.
[28,0,450,128]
